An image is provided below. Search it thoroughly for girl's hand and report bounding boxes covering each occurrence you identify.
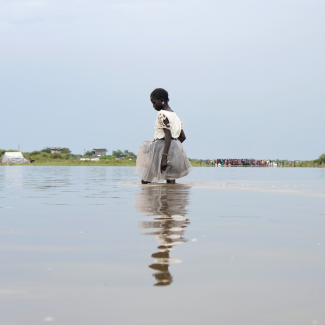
[161,155,168,171]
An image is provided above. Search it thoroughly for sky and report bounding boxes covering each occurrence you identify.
[0,0,324,160]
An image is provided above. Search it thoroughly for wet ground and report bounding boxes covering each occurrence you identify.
[0,166,324,325]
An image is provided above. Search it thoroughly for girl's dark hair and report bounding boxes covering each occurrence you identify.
[150,88,169,102]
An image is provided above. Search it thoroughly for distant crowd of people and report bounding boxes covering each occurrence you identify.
[200,159,295,167]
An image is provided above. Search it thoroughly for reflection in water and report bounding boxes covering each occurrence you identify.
[136,185,191,286]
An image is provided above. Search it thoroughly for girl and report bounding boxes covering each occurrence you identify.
[136,88,192,184]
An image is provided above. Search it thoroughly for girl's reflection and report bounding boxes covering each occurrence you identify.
[136,185,190,286]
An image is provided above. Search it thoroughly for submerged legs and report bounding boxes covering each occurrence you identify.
[141,180,151,184]
[141,180,176,184]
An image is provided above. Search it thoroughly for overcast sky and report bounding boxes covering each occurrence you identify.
[1,0,324,159]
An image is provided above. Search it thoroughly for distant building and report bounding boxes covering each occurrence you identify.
[1,152,30,164]
[92,148,107,156]
[51,147,62,154]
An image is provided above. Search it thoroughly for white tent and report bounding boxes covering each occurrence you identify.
[1,152,30,164]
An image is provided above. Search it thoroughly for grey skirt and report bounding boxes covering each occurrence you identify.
[135,139,192,182]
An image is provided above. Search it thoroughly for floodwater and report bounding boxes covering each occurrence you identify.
[0,166,325,325]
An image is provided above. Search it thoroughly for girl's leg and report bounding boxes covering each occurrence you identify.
[166,180,176,184]
[141,180,151,184]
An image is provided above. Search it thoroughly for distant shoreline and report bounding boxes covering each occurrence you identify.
[2,149,324,168]
[1,161,324,168]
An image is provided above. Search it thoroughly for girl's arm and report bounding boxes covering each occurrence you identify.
[161,118,171,172]
[178,130,186,143]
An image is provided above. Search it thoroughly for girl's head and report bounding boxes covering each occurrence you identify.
[150,88,169,111]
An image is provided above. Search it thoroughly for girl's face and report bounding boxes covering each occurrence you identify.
[150,97,163,111]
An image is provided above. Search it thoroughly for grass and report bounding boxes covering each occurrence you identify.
[0,150,138,166]
[24,159,137,166]
[1,150,324,167]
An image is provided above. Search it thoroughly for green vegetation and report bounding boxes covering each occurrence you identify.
[84,150,93,156]
[40,147,51,154]
[0,148,137,166]
[0,148,324,167]
[319,153,325,163]
[22,156,136,166]
[112,149,136,158]
[0,149,18,157]
[38,147,71,154]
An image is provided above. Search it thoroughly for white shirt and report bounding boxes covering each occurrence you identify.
[154,110,184,140]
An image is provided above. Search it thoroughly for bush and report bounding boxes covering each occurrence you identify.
[30,150,41,156]
[112,149,136,158]
[112,150,123,158]
[61,148,71,154]
[0,149,18,156]
[99,155,116,160]
[319,153,325,163]
[50,153,63,159]
[84,150,93,156]
[62,153,71,159]
[40,147,71,154]
[41,147,52,154]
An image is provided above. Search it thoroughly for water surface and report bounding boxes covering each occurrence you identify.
[0,167,324,325]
